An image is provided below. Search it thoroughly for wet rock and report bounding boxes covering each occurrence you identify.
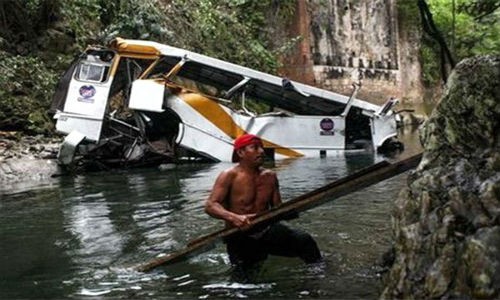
[0,133,62,183]
[0,157,61,183]
[381,56,500,299]
[397,111,427,127]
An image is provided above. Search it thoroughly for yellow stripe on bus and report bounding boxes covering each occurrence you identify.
[181,92,245,138]
[180,92,303,159]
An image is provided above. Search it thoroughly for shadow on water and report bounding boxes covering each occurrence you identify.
[0,128,423,299]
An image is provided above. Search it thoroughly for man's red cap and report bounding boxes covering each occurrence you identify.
[231,134,263,163]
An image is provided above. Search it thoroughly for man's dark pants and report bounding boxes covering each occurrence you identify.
[224,222,322,280]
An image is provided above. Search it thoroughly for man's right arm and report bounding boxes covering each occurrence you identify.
[204,170,255,228]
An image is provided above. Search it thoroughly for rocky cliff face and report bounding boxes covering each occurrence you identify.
[310,0,399,70]
[281,0,423,105]
[382,55,500,298]
[309,0,422,104]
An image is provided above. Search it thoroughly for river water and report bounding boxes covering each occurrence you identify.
[0,127,422,299]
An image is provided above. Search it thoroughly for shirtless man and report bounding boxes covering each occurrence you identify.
[205,134,322,279]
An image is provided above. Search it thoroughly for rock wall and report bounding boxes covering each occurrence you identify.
[0,135,62,184]
[381,55,500,298]
[280,0,423,106]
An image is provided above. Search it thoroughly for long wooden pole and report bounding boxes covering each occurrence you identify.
[136,153,422,272]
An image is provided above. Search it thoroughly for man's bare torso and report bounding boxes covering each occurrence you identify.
[225,166,277,215]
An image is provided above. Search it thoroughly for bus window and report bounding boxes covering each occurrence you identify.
[75,54,112,83]
[77,63,107,82]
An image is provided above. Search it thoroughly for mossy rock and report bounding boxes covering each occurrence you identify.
[382,55,500,299]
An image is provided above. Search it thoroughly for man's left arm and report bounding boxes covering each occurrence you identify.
[271,172,282,207]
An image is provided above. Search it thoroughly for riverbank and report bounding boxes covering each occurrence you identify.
[0,132,62,184]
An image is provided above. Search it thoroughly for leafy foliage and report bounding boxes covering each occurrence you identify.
[421,0,500,85]
[154,0,296,73]
[99,0,171,42]
[58,0,101,46]
[0,53,59,134]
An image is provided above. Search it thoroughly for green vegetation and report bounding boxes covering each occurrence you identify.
[0,0,296,135]
[421,0,500,85]
[0,53,59,134]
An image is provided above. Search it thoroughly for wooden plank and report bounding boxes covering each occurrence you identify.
[136,153,422,272]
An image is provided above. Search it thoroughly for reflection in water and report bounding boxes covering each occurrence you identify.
[67,194,123,265]
[0,130,423,299]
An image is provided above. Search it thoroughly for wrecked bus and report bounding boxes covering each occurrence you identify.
[51,38,402,168]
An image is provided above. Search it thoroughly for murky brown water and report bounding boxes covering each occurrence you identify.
[0,127,422,299]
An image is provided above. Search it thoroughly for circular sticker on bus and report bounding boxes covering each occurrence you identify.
[320,118,334,131]
[79,85,96,99]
